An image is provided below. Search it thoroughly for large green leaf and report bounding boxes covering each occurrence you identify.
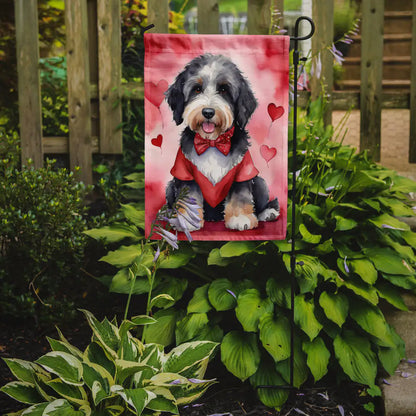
[187,284,212,313]
[249,357,289,409]
[207,248,233,266]
[382,273,416,290]
[152,277,188,309]
[369,213,410,231]
[283,254,322,293]
[294,295,323,341]
[302,337,330,382]
[348,171,387,193]
[158,246,195,269]
[175,313,209,344]
[376,281,408,311]
[142,309,180,347]
[208,279,237,311]
[120,204,145,227]
[84,224,141,243]
[301,204,326,227]
[109,268,150,294]
[258,314,290,362]
[299,223,321,244]
[341,278,379,305]
[349,301,396,347]
[266,278,291,309]
[36,352,83,386]
[1,381,43,404]
[221,331,260,381]
[377,325,405,375]
[377,197,415,217]
[235,289,274,332]
[363,247,414,276]
[219,241,258,257]
[349,258,378,285]
[275,340,308,388]
[333,330,377,387]
[334,215,357,231]
[319,291,348,327]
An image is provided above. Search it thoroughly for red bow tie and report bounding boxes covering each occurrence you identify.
[194,126,235,156]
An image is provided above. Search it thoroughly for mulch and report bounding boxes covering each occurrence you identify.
[0,317,378,416]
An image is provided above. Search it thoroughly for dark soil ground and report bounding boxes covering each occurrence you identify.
[0,316,381,416]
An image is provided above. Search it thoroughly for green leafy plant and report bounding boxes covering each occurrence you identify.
[1,310,218,415]
[0,155,89,323]
[146,98,415,410]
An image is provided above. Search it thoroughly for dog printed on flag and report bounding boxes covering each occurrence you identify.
[145,34,289,241]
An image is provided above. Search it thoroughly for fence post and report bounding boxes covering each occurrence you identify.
[148,0,169,33]
[197,0,219,34]
[14,0,43,168]
[97,0,122,154]
[247,0,271,35]
[410,0,416,162]
[310,0,334,126]
[360,0,384,162]
[65,0,93,184]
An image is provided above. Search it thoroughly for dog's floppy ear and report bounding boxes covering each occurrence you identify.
[235,78,258,129]
[165,73,185,125]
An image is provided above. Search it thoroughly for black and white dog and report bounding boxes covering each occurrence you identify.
[164,53,279,231]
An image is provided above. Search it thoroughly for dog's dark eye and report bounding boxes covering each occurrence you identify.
[193,85,202,94]
[218,84,229,94]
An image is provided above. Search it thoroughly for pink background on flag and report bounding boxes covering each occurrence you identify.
[144,33,289,241]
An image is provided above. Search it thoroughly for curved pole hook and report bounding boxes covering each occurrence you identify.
[290,16,315,42]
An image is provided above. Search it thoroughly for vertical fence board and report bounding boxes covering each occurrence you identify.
[148,0,169,33]
[98,0,122,154]
[311,0,334,126]
[410,0,416,162]
[360,0,384,162]
[87,0,99,139]
[247,0,271,35]
[14,0,43,168]
[65,0,93,184]
[197,0,219,34]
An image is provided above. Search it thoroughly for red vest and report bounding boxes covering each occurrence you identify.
[170,148,259,208]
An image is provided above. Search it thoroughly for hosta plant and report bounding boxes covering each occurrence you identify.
[1,310,218,416]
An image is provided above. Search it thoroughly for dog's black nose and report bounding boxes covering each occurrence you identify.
[202,108,215,119]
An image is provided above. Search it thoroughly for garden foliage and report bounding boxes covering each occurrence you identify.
[84,98,416,409]
[0,135,89,322]
[1,310,218,415]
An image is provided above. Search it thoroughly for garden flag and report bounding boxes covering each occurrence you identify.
[144,34,289,241]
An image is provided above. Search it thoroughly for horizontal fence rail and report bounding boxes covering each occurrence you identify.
[14,0,416,183]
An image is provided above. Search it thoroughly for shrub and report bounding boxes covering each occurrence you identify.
[0,149,89,323]
[1,310,218,415]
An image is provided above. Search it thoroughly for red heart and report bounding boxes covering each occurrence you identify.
[151,134,163,148]
[145,80,169,108]
[260,144,277,163]
[267,103,284,122]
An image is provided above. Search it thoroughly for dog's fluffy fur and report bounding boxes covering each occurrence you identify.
[164,54,279,231]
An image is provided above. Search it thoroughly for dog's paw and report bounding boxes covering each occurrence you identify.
[225,213,258,231]
[258,207,280,222]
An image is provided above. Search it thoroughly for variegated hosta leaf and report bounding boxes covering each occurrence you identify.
[35,352,83,386]
[20,402,48,415]
[3,359,49,384]
[46,378,88,406]
[115,359,156,384]
[119,316,156,340]
[163,341,218,379]
[0,381,43,404]
[84,343,116,378]
[82,361,113,406]
[144,386,178,414]
[47,338,83,360]
[81,310,120,359]
[134,344,164,387]
[42,398,87,415]
[110,385,156,415]
[149,373,216,406]
[118,331,144,362]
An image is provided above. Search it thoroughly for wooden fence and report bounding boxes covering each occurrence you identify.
[14,0,416,184]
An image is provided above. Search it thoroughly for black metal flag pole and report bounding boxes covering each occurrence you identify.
[258,15,315,392]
